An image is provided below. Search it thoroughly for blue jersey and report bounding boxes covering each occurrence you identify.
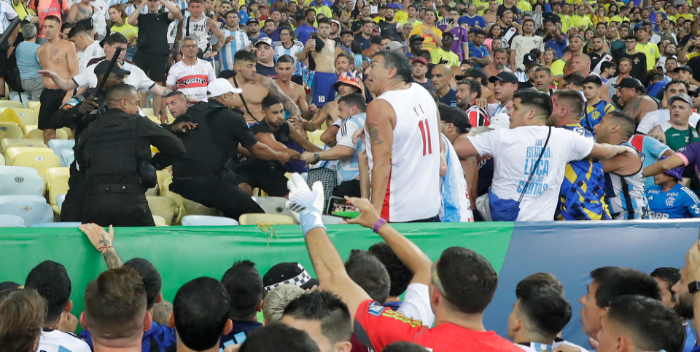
[581,100,615,133]
[646,183,700,219]
[274,40,304,76]
[629,134,672,190]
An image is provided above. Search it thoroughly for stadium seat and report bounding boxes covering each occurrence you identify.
[167,192,218,217]
[0,166,44,196]
[13,108,39,126]
[239,213,296,225]
[0,214,24,227]
[7,148,61,181]
[307,130,325,146]
[157,169,172,197]
[142,108,154,116]
[45,167,70,214]
[0,101,26,109]
[322,215,345,224]
[25,126,68,140]
[56,193,65,212]
[147,196,179,226]
[153,215,168,226]
[0,108,23,127]
[61,127,73,139]
[27,102,40,110]
[0,198,53,226]
[181,215,239,226]
[2,140,47,157]
[0,122,25,140]
[252,196,299,221]
[48,140,75,166]
[30,222,81,227]
[60,149,74,167]
[31,105,40,117]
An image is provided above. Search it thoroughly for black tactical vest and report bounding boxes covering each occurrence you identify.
[83,113,140,184]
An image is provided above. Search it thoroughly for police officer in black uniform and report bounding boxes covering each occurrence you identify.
[53,61,130,222]
[76,83,185,227]
[169,78,291,221]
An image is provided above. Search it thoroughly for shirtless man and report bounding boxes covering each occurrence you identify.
[37,15,78,144]
[298,17,337,108]
[275,54,316,120]
[229,50,301,125]
[305,72,363,146]
[614,77,658,123]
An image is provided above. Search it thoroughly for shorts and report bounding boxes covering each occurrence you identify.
[38,88,66,130]
[311,72,337,107]
[132,51,169,82]
[234,166,289,197]
[0,49,7,78]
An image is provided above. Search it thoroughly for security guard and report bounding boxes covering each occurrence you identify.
[169,78,291,221]
[76,84,185,226]
[53,61,129,222]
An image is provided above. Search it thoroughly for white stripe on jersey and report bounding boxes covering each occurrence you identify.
[681,187,700,203]
[274,40,304,76]
[220,29,250,71]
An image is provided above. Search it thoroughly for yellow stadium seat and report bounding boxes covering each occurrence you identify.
[167,192,218,217]
[45,167,70,214]
[8,148,61,180]
[31,105,40,117]
[147,196,180,226]
[13,108,39,126]
[321,121,328,130]
[307,130,324,146]
[0,123,25,142]
[239,213,295,225]
[153,215,168,226]
[142,108,155,116]
[0,101,24,109]
[2,141,47,158]
[1,138,41,153]
[25,126,68,140]
[156,169,172,197]
[27,102,40,110]
[61,127,73,139]
[0,109,23,127]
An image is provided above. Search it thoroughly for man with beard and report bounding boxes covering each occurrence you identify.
[588,36,613,74]
[335,29,355,57]
[378,8,401,42]
[510,19,544,72]
[456,79,489,127]
[658,43,677,73]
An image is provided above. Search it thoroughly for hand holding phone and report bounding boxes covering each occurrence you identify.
[327,196,362,218]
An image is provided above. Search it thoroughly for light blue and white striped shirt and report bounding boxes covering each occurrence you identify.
[0,1,18,34]
[335,113,366,183]
[274,40,304,76]
[220,28,250,71]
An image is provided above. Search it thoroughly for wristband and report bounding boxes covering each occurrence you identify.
[373,218,387,233]
[97,245,113,252]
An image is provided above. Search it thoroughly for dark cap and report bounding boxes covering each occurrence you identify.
[439,105,471,132]
[488,71,519,84]
[442,31,454,38]
[612,77,643,90]
[95,60,130,76]
[674,65,693,74]
[409,34,424,42]
[247,18,260,24]
[668,93,693,108]
[523,52,538,67]
[340,28,353,36]
[263,262,319,292]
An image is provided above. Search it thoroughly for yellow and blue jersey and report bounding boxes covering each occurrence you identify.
[581,100,615,134]
[556,123,612,221]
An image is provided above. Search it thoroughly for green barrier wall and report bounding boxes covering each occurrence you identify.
[0,222,514,321]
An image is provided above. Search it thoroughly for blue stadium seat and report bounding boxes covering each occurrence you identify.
[30,222,81,227]
[0,166,45,196]
[0,199,53,226]
[60,149,75,168]
[56,194,66,212]
[181,215,239,226]
[48,140,75,167]
[0,214,24,227]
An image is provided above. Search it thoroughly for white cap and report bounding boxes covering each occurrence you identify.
[207,78,242,97]
[489,113,511,130]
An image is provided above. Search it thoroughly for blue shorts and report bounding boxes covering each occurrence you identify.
[311,72,337,107]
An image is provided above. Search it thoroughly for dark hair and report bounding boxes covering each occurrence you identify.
[67,25,88,39]
[456,79,482,99]
[582,75,603,87]
[591,267,661,309]
[371,35,383,45]
[650,267,681,287]
[600,61,616,72]
[650,72,665,82]
[262,95,284,109]
[345,250,391,304]
[0,289,46,352]
[221,260,263,320]
[562,72,585,87]
[513,89,553,118]
[438,103,471,134]
[517,272,564,296]
[607,295,685,352]
[283,291,352,344]
[417,49,432,62]
[625,34,637,41]
[44,15,60,24]
[373,50,412,82]
[462,68,488,86]
[338,93,367,113]
[368,242,412,297]
[522,18,535,27]
[277,54,295,65]
[317,17,331,26]
[123,258,161,310]
[666,79,690,92]
[604,111,637,139]
[517,285,572,338]
[235,50,257,64]
[279,26,293,36]
[104,32,129,46]
[436,247,497,314]
[164,90,187,100]
[83,267,148,340]
[61,22,74,32]
[174,277,231,351]
[383,342,429,352]
[336,52,354,64]
[225,9,239,17]
[24,260,71,323]
[240,324,320,352]
[552,89,585,118]
[305,8,316,16]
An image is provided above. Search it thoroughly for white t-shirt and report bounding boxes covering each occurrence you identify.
[39,329,92,352]
[397,283,435,327]
[78,40,105,73]
[467,126,595,221]
[637,109,700,134]
[72,60,156,93]
[166,58,216,102]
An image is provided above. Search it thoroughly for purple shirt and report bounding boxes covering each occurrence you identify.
[437,24,469,62]
[677,141,700,179]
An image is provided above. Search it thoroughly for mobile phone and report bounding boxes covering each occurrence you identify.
[326,196,361,218]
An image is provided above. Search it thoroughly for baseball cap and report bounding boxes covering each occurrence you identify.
[331,19,341,27]
[95,60,130,76]
[523,52,538,67]
[668,93,694,108]
[674,65,694,74]
[385,41,404,51]
[409,34,424,42]
[263,262,319,292]
[208,78,242,97]
[247,18,260,24]
[439,105,471,132]
[612,77,643,90]
[340,29,353,36]
[659,155,684,180]
[488,71,519,84]
[333,72,362,92]
[255,37,273,47]
[411,56,428,66]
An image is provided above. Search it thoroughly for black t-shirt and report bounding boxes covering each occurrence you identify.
[378,20,401,41]
[438,88,458,106]
[689,56,700,83]
[136,12,173,54]
[497,4,519,18]
[256,63,277,78]
[415,79,436,92]
[239,120,291,169]
[355,34,372,50]
[588,52,607,71]
[618,52,648,85]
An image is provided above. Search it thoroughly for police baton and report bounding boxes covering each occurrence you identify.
[91,47,123,99]
[0,18,21,52]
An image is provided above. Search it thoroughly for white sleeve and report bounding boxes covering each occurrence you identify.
[336,122,360,149]
[467,129,499,157]
[72,64,98,88]
[128,65,155,93]
[636,111,658,134]
[207,64,216,82]
[565,130,596,162]
[165,66,177,87]
[4,2,18,21]
[397,283,435,327]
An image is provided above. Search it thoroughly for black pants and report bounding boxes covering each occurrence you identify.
[60,163,87,222]
[82,193,155,227]
[170,170,264,221]
[332,180,361,198]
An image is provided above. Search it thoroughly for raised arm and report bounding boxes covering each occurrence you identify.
[162,0,183,21]
[79,223,123,269]
[128,0,148,25]
[264,77,302,117]
[643,154,685,177]
[587,143,630,160]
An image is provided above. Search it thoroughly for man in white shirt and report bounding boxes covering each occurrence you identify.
[165,36,216,103]
[25,261,91,352]
[510,19,544,71]
[67,26,105,73]
[460,89,633,221]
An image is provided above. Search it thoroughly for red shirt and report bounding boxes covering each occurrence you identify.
[354,300,523,352]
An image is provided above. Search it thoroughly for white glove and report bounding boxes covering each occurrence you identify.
[286,173,325,235]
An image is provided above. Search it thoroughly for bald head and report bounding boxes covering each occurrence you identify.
[106,84,140,114]
[571,54,592,74]
[431,64,453,91]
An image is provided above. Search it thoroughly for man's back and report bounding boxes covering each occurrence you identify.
[16,41,41,80]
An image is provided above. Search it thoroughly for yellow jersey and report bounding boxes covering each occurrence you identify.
[635,42,660,70]
[409,24,443,51]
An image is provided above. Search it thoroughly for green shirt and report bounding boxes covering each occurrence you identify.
[665,126,699,151]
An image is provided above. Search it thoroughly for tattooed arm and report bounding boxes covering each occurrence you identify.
[366,99,395,214]
[647,125,667,144]
[264,77,302,117]
[79,223,123,270]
